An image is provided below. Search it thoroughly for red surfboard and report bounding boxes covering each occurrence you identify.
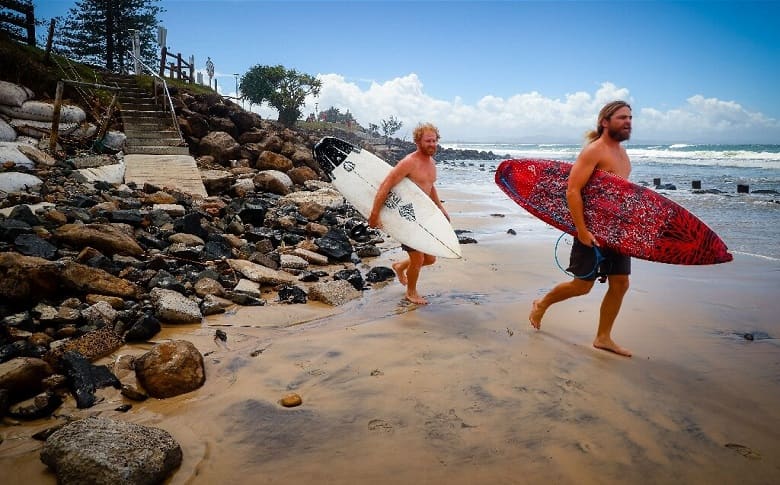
[495,159,733,265]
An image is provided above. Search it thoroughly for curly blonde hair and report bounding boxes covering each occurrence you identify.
[413,122,440,144]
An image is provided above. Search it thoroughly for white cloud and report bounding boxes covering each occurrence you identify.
[254,73,779,144]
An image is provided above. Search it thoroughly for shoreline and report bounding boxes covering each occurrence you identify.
[2,187,779,484]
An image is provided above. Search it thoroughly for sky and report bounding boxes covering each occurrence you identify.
[32,0,780,144]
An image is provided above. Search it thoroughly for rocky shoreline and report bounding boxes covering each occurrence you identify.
[0,77,491,482]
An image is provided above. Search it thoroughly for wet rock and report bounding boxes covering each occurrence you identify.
[13,233,58,259]
[54,223,143,256]
[308,279,361,306]
[45,327,124,367]
[227,258,298,285]
[0,252,60,303]
[314,228,353,262]
[134,340,205,398]
[0,357,53,402]
[40,416,183,485]
[334,268,365,290]
[278,285,308,304]
[123,313,161,342]
[60,350,120,408]
[7,390,62,419]
[280,393,302,407]
[150,288,202,324]
[366,266,395,283]
[60,260,140,298]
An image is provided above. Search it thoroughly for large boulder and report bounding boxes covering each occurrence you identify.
[198,131,240,163]
[40,416,182,485]
[134,340,205,398]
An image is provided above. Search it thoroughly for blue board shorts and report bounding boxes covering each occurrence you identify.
[568,239,631,281]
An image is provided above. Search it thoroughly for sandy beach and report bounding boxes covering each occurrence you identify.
[2,186,779,484]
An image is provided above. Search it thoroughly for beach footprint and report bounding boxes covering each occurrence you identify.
[368,418,394,434]
[725,442,762,460]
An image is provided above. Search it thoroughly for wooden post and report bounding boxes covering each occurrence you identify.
[159,46,167,76]
[177,53,183,80]
[49,80,64,152]
[96,93,118,141]
[44,19,55,64]
[24,3,35,46]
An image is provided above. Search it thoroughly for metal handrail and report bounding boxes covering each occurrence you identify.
[127,49,183,142]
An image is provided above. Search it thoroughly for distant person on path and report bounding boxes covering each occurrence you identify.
[368,122,450,305]
[529,101,634,357]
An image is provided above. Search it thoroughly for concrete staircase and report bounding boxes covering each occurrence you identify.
[100,73,207,197]
[102,73,189,155]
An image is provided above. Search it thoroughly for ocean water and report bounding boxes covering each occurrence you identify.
[438,143,780,260]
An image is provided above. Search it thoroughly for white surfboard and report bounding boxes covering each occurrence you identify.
[313,137,461,258]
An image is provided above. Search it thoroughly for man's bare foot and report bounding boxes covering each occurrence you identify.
[392,262,407,285]
[529,299,545,330]
[405,293,428,305]
[593,337,632,357]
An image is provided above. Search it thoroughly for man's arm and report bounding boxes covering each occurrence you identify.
[566,146,599,246]
[429,185,449,221]
[368,158,413,228]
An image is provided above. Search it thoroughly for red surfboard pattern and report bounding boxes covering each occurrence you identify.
[495,159,733,265]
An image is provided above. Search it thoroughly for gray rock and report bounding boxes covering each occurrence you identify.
[40,416,182,485]
[150,288,202,324]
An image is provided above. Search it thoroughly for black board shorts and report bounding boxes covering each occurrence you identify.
[567,239,631,281]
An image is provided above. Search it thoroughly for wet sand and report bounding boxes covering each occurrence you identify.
[2,187,779,484]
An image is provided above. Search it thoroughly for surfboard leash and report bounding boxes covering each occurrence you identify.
[554,232,605,280]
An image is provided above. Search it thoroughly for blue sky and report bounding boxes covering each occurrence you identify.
[33,0,780,144]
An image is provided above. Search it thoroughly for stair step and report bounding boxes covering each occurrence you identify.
[127,138,184,146]
[123,130,180,139]
[125,146,191,155]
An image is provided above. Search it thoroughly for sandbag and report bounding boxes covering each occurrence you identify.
[0,100,87,123]
[0,80,34,107]
[0,117,16,142]
[0,142,35,169]
[10,118,79,139]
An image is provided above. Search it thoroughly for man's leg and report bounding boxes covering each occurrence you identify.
[393,259,409,285]
[529,278,594,329]
[592,274,631,356]
[404,251,429,304]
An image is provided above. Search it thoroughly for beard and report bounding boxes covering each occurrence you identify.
[421,145,437,156]
[608,126,631,142]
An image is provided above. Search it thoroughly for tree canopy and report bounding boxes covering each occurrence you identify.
[54,0,162,72]
[380,116,403,141]
[241,64,321,127]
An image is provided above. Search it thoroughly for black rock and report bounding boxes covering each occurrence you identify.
[9,204,40,226]
[315,229,353,262]
[334,268,365,290]
[278,285,308,304]
[13,233,58,259]
[61,350,121,409]
[124,314,161,342]
[365,266,395,283]
[0,218,32,242]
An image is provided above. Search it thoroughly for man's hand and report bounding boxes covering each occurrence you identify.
[577,229,598,247]
[368,212,382,229]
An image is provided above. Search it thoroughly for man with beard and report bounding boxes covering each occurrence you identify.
[529,101,634,357]
[369,122,450,305]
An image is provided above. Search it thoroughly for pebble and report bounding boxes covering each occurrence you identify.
[280,393,302,407]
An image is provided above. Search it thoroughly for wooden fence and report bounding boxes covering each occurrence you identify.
[0,0,35,46]
[159,46,194,83]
